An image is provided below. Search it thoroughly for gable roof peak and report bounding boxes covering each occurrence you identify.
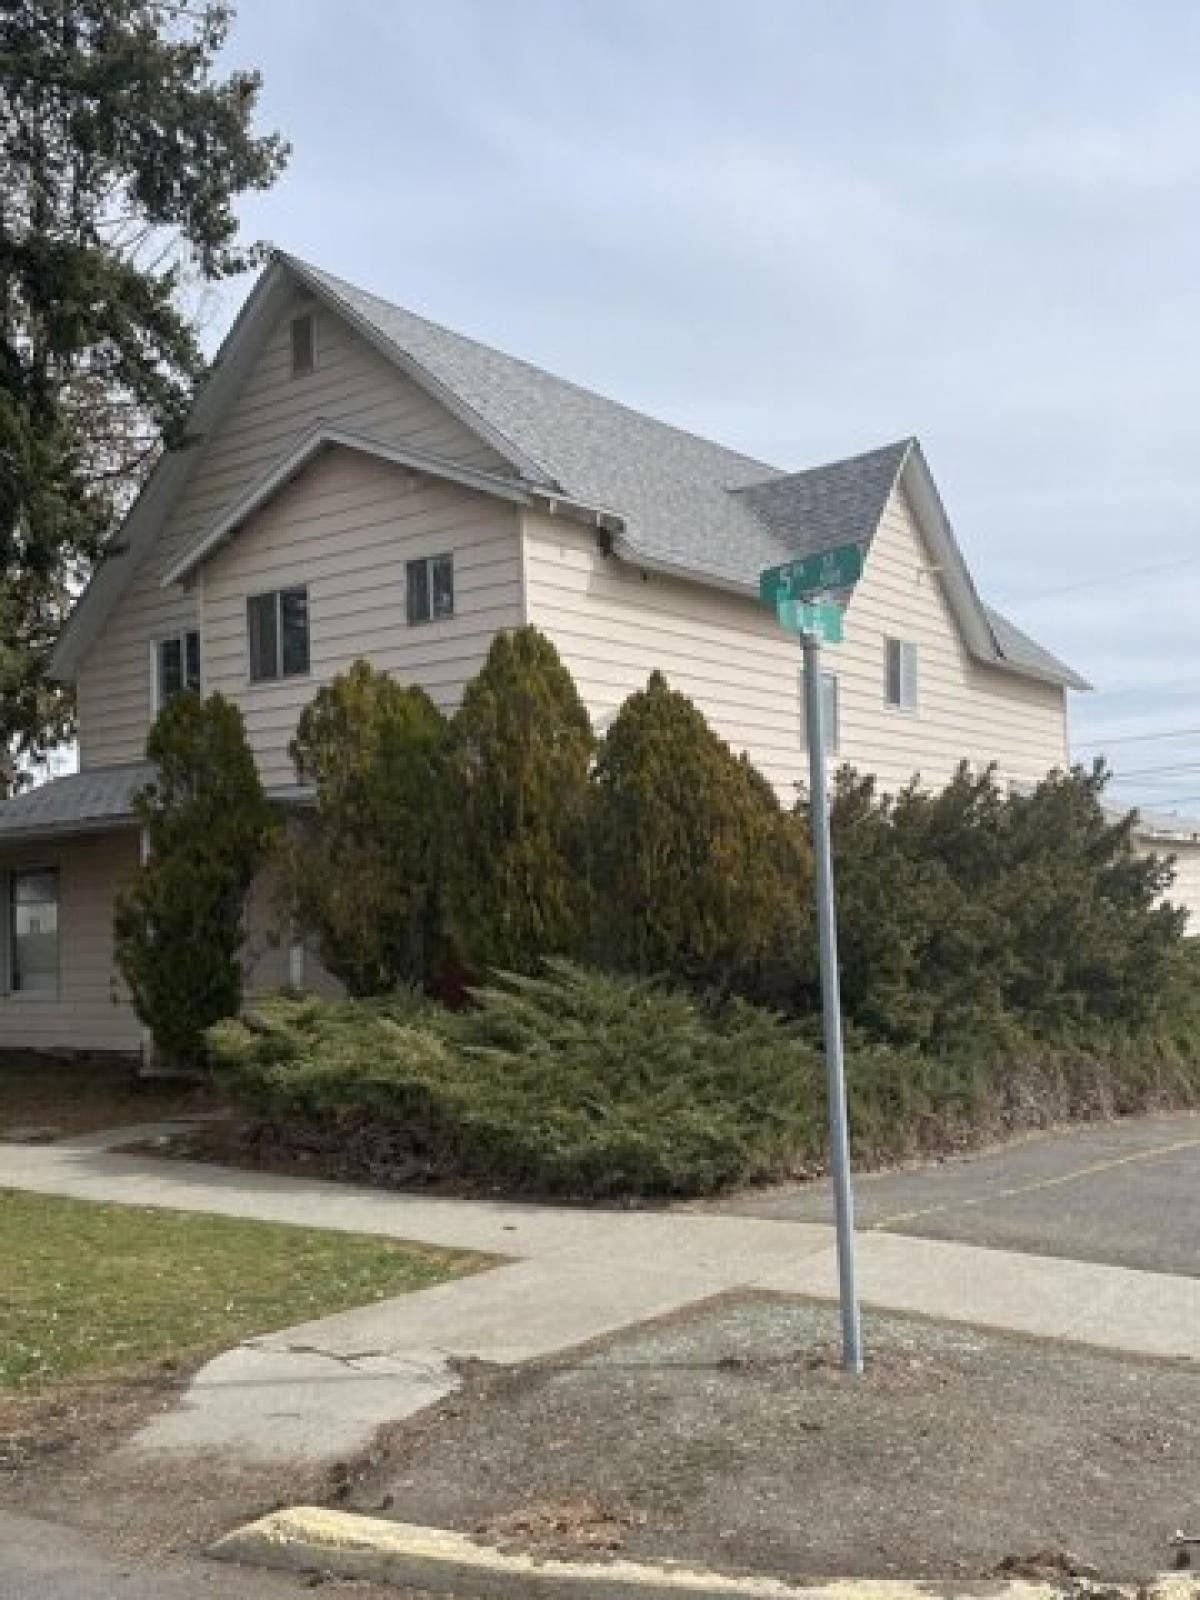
[276,249,782,485]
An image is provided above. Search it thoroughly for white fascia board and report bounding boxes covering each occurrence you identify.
[160,425,611,588]
[900,449,1089,692]
[898,445,998,665]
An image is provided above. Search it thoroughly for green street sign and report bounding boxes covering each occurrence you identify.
[759,542,863,604]
[776,596,843,643]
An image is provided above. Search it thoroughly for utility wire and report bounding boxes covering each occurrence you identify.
[1087,676,1200,700]
[1072,726,1200,749]
[1107,761,1200,780]
[999,550,1200,606]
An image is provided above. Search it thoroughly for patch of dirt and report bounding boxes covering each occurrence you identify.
[344,1294,1199,1584]
[0,1362,451,1600]
[0,1371,340,1561]
[0,1365,187,1476]
[117,1117,658,1207]
[477,1494,644,1556]
[0,1053,219,1140]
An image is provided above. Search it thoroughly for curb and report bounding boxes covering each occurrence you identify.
[210,1508,1200,1600]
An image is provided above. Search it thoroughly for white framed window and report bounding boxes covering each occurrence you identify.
[3,867,59,997]
[247,586,310,682]
[152,630,201,709]
[799,669,840,753]
[884,638,918,711]
[406,553,455,624]
[290,312,315,377]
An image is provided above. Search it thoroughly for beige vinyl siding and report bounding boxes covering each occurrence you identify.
[241,848,343,999]
[522,486,1068,801]
[202,445,523,785]
[0,831,142,1055]
[76,292,509,770]
[1169,840,1200,928]
[1136,833,1200,930]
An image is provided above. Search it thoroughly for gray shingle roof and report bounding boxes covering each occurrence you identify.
[290,258,1084,690]
[731,440,912,558]
[0,766,317,842]
[49,249,1085,693]
[0,763,153,839]
[983,606,1089,692]
[291,257,794,589]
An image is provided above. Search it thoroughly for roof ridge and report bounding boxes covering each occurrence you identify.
[280,251,785,477]
[731,436,916,494]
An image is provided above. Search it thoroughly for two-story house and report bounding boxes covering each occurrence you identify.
[1,250,1190,1058]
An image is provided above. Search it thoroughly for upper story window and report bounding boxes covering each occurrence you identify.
[6,868,59,996]
[884,637,918,711]
[248,586,310,682]
[406,553,454,625]
[290,313,315,377]
[799,669,840,754]
[154,630,201,709]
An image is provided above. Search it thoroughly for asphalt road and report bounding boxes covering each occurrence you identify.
[0,1509,435,1600]
[721,1110,1200,1276]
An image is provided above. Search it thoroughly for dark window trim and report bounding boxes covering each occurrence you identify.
[152,628,201,710]
[406,552,455,626]
[3,863,60,1000]
[247,584,311,684]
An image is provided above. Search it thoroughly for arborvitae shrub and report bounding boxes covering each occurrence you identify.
[591,671,808,994]
[114,692,274,1069]
[443,627,594,972]
[287,660,448,995]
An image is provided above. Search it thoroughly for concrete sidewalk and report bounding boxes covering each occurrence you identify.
[4,1128,1198,1465]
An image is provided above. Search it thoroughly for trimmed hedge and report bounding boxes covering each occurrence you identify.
[208,964,1200,1200]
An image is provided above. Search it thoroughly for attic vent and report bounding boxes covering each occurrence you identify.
[290,313,315,377]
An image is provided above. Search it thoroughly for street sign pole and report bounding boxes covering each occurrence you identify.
[800,626,864,1376]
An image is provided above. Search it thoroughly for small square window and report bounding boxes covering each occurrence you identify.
[800,669,840,753]
[290,313,315,377]
[407,554,454,624]
[248,586,309,681]
[885,638,918,711]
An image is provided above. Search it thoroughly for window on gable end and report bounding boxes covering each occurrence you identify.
[884,638,919,711]
[290,313,315,377]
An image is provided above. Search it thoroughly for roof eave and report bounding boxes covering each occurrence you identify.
[160,424,551,588]
[0,814,142,846]
[610,532,758,601]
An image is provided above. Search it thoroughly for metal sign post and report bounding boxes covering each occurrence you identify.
[760,539,865,1375]
[800,624,863,1375]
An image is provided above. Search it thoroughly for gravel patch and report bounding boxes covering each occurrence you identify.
[348,1294,1199,1583]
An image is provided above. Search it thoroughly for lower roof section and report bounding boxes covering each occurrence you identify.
[0,764,313,845]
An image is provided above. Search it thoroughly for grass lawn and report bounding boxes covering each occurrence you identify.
[0,1053,217,1140]
[0,1188,487,1394]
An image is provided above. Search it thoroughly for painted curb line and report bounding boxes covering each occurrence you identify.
[210,1508,1200,1600]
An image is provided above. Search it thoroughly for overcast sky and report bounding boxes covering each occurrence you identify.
[212,0,1200,814]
